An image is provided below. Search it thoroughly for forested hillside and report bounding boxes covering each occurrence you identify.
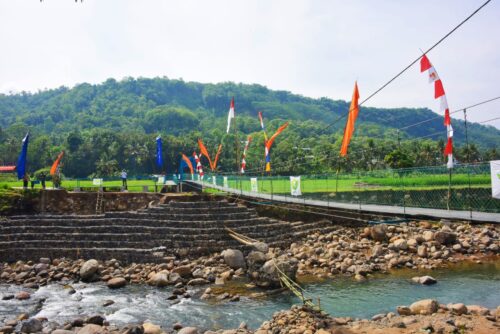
[0,77,498,177]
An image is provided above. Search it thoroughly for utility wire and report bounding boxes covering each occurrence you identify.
[319,0,492,135]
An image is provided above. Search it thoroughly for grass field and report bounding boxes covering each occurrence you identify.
[0,179,160,192]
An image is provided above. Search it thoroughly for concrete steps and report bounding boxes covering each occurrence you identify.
[0,198,336,263]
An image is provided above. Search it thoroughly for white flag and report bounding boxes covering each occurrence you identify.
[226,98,235,133]
[250,177,258,192]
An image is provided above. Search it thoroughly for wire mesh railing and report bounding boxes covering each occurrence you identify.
[200,162,499,214]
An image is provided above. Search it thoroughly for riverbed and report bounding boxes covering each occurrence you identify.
[1,262,499,331]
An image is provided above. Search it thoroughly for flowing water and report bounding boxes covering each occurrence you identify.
[1,262,499,331]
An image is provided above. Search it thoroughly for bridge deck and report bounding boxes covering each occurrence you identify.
[187,181,500,223]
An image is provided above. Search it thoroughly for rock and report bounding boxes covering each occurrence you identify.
[177,327,199,334]
[246,251,267,270]
[52,330,75,334]
[86,315,105,326]
[410,299,439,315]
[222,249,246,270]
[80,260,99,281]
[142,322,161,334]
[423,231,434,242]
[393,239,408,250]
[172,265,192,278]
[434,231,457,245]
[77,324,105,334]
[419,221,432,229]
[467,305,490,315]
[370,224,387,242]
[417,245,427,258]
[187,278,209,286]
[371,245,384,258]
[396,306,412,316]
[251,242,269,253]
[102,300,114,307]
[147,272,169,287]
[107,277,127,289]
[2,294,15,300]
[412,276,437,285]
[168,272,182,284]
[122,325,144,334]
[0,326,14,334]
[15,291,31,300]
[20,319,43,333]
[450,303,468,315]
[259,257,298,288]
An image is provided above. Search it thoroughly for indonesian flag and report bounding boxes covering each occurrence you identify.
[258,111,268,141]
[240,136,252,173]
[193,152,204,178]
[420,54,453,168]
[226,97,235,133]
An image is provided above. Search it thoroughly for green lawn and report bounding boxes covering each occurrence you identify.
[0,179,160,192]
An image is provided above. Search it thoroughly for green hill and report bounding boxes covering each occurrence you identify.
[0,77,498,177]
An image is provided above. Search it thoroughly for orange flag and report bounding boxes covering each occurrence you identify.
[198,139,213,170]
[212,144,223,170]
[50,151,64,175]
[181,154,194,174]
[339,82,360,157]
[265,122,289,151]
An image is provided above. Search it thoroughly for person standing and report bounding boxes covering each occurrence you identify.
[23,173,29,189]
[121,169,127,190]
[39,172,46,189]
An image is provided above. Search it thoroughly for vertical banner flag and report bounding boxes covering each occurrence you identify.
[156,135,163,169]
[193,152,204,179]
[16,132,29,180]
[226,97,235,133]
[420,54,454,168]
[181,154,194,175]
[340,82,360,157]
[198,139,214,171]
[223,176,228,188]
[240,136,252,173]
[491,160,500,199]
[250,177,258,192]
[50,151,64,175]
[213,144,223,170]
[265,122,289,172]
[212,176,217,186]
[258,111,268,141]
[290,176,302,196]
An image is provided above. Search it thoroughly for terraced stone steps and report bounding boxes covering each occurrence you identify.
[0,198,334,263]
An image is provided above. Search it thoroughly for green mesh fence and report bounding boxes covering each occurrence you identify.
[204,162,499,213]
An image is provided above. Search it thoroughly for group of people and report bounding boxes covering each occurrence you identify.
[22,172,47,189]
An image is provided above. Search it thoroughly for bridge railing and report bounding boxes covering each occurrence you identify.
[201,162,499,214]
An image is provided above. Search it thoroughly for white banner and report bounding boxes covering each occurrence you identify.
[223,176,228,188]
[250,177,258,192]
[212,176,217,186]
[491,160,500,199]
[290,176,302,196]
[92,178,103,186]
[157,176,165,184]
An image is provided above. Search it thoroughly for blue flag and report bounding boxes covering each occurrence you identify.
[17,132,29,180]
[156,135,163,168]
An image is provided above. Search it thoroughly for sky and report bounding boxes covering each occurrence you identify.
[0,0,499,128]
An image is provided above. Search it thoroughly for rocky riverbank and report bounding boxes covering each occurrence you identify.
[1,298,499,334]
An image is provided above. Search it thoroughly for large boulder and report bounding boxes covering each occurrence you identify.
[393,239,408,250]
[411,276,437,285]
[258,257,298,288]
[107,277,127,289]
[222,249,246,270]
[147,272,169,287]
[409,299,438,315]
[251,242,269,253]
[370,224,387,242]
[172,265,192,278]
[20,319,42,333]
[77,324,106,334]
[434,231,457,245]
[80,259,99,282]
[143,323,161,334]
[177,328,199,334]
[246,251,267,271]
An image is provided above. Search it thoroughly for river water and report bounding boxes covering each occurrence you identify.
[1,262,499,331]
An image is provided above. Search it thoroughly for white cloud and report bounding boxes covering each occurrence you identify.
[0,0,499,128]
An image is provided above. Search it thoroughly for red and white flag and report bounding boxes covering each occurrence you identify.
[226,97,235,133]
[420,54,453,168]
[193,152,204,179]
[240,136,252,173]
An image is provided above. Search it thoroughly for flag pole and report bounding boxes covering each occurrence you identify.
[234,98,240,174]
